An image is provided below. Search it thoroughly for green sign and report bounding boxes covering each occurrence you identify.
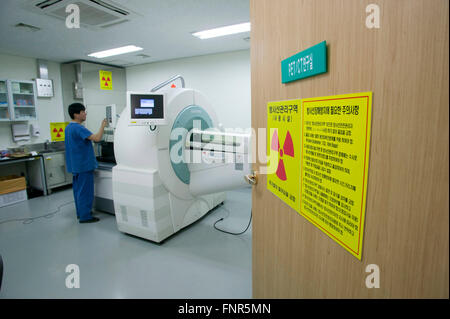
[281,41,327,83]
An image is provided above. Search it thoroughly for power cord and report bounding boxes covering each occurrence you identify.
[189,197,252,236]
[214,207,252,236]
[0,201,74,226]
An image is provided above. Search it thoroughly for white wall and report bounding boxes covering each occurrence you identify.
[126,49,251,130]
[81,62,127,134]
[0,53,65,149]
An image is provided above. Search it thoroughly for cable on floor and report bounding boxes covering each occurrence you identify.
[213,208,252,236]
[194,197,252,235]
[0,201,75,226]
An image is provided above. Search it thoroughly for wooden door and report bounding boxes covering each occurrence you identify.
[251,0,448,298]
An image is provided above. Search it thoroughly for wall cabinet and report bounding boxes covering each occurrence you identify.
[0,79,11,121]
[7,80,38,121]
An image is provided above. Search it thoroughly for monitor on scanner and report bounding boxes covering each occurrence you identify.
[128,92,166,125]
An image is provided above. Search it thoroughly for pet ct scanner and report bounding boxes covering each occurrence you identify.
[112,76,251,243]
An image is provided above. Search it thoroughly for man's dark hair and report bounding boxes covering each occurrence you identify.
[68,103,86,119]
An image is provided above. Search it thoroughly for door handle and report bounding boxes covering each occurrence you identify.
[244,171,258,186]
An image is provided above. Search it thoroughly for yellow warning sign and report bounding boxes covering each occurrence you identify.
[299,92,372,260]
[267,99,302,212]
[99,70,113,90]
[50,122,69,141]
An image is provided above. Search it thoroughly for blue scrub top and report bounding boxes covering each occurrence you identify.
[64,122,98,173]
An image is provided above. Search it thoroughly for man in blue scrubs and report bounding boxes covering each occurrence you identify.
[65,103,107,223]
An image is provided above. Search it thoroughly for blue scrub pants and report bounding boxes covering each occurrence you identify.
[72,171,94,221]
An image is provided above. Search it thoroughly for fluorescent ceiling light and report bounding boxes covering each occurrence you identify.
[192,22,250,39]
[87,45,143,58]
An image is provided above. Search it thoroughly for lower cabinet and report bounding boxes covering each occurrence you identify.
[43,152,72,193]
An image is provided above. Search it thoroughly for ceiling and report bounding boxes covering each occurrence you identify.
[0,0,250,67]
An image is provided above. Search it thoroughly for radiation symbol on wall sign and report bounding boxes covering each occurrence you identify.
[50,122,69,141]
[102,76,111,87]
[271,130,294,181]
[52,127,64,138]
[99,70,113,90]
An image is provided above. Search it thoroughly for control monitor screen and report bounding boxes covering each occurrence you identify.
[129,93,166,125]
[140,99,154,108]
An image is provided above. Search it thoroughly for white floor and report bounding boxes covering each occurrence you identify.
[0,187,252,299]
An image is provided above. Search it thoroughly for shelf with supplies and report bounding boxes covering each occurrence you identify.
[7,80,38,121]
[10,81,34,94]
[0,79,10,121]
[0,80,39,121]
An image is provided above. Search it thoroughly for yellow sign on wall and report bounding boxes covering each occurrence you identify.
[299,92,372,260]
[99,70,113,90]
[50,122,69,141]
[266,99,302,212]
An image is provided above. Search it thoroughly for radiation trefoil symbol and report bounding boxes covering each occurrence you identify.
[271,130,294,181]
[102,76,111,87]
[53,127,64,138]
